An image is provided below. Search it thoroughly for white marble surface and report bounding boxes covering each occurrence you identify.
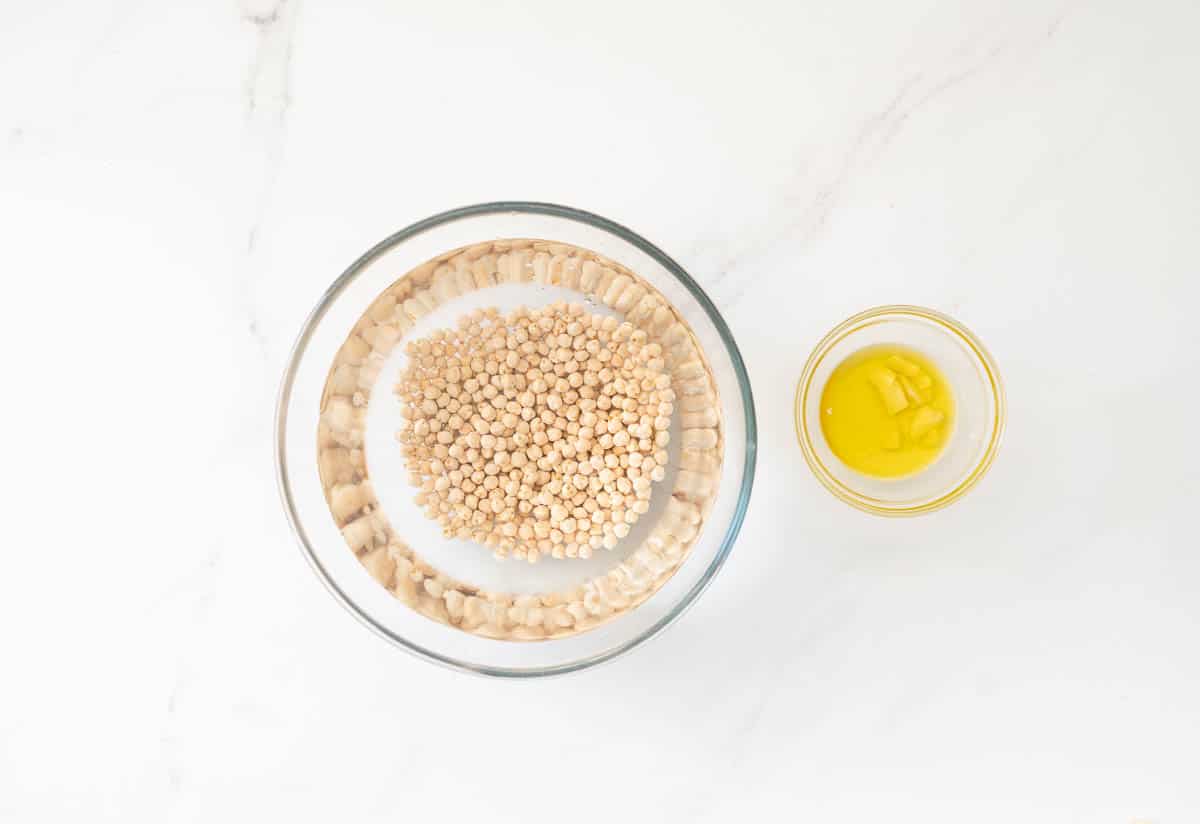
[3,1,1198,821]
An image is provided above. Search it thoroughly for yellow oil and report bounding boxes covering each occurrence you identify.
[819,344,954,479]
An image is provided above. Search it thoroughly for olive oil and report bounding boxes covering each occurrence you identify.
[819,345,954,479]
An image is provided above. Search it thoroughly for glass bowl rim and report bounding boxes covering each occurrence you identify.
[794,304,1005,517]
[274,201,759,678]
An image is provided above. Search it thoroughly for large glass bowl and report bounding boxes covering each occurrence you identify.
[275,203,757,677]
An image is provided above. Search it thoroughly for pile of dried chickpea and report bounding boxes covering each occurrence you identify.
[395,303,673,562]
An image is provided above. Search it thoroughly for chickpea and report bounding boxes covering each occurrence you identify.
[393,301,678,561]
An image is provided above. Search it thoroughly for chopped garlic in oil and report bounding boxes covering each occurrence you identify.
[819,345,955,479]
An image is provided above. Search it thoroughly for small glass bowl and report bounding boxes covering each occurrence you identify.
[276,202,757,677]
[795,305,1004,516]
